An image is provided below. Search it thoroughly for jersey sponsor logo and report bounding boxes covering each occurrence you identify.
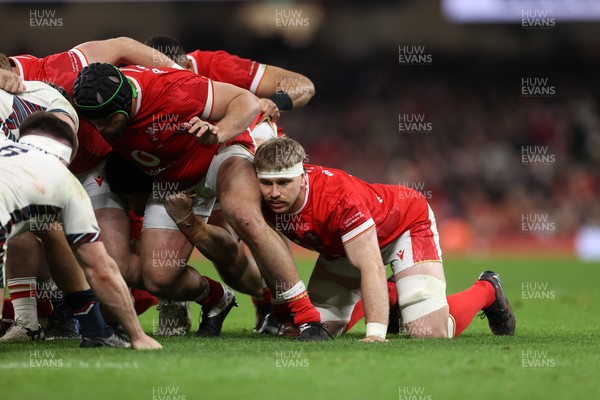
[131,150,160,167]
[94,176,104,187]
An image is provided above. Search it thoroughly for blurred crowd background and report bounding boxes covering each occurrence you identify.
[1,0,599,256]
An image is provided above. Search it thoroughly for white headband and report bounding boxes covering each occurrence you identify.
[19,135,73,164]
[256,162,304,179]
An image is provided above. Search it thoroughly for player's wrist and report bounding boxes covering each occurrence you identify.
[366,322,387,339]
[176,213,212,243]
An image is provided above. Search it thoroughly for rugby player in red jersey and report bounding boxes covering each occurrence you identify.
[142,35,314,332]
[73,63,328,340]
[2,39,178,338]
[247,137,516,341]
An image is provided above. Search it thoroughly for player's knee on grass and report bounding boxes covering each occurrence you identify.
[309,267,361,337]
[397,274,451,338]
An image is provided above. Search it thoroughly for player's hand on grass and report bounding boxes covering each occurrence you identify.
[184,116,219,144]
[0,69,26,93]
[165,192,194,224]
[360,336,389,343]
[259,98,280,122]
[131,334,163,350]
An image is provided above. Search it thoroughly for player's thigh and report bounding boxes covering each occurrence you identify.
[6,232,48,278]
[307,256,362,337]
[211,147,261,217]
[94,208,131,264]
[140,201,194,287]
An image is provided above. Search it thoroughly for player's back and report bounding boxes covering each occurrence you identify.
[1,81,78,142]
[0,137,79,236]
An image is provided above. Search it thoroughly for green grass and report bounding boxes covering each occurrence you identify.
[1,256,600,400]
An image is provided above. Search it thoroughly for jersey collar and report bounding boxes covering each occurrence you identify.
[291,172,309,215]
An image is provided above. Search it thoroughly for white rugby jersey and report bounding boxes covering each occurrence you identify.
[0,81,79,141]
[0,137,100,264]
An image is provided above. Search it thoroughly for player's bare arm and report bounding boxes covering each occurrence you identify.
[343,227,389,342]
[164,192,239,267]
[0,54,25,93]
[75,37,179,69]
[0,68,25,93]
[72,241,162,350]
[184,81,260,144]
[256,66,315,109]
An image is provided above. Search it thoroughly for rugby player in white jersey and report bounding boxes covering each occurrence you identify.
[1,41,178,338]
[0,110,161,349]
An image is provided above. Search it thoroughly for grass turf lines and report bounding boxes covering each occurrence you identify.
[1,256,599,400]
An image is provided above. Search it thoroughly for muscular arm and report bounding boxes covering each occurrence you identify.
[76,37,177,69]
[185,81,260,144]
[343,227,389,341]
[72,241,160,349]
[164,193,239,266]
[255,65,315,109]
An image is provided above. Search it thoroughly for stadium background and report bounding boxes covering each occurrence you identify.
[2,0,599,259]
[1,1,600,400]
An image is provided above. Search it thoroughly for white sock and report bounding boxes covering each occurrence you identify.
[7,277,39,329]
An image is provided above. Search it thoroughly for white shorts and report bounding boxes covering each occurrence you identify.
[75,159,125,211]
[382,204,443,275]
[143,145,254,230]
[307,256,362,333]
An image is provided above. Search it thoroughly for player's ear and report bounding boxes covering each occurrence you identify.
[300,174,307,187]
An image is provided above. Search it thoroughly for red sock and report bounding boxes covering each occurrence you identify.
[132,289,158,315]
[129,210,143,241]
[345,281,398,332]
[345,301,364,332]
[37,298,53,319]
[448,281,495,336]
[197,276,224,308]
[3,298,14,320]
[251,287,272,307]
[288,294,321,326]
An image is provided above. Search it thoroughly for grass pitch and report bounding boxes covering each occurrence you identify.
[1,255,599,400]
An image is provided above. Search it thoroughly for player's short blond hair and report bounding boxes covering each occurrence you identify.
[0,53,12,71]
[254,137,306,171]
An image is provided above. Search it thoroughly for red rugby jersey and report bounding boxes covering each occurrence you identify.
[263,164,430,259]
[187,50,266,94]
[111,65,254,188]
[10,50,113,174]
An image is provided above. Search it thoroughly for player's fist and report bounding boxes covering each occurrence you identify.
[259,98,280,122]
[184,117,219,144]
[165,192,194,224]
[131,334,163,350]
[0,69,26,93]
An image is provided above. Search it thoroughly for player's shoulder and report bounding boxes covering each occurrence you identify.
[22,80,60,94]
[305,164,356,206]
[306,164,352,186]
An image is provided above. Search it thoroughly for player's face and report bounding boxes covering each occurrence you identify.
[258,175,306,213]
[91,113,128,142]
